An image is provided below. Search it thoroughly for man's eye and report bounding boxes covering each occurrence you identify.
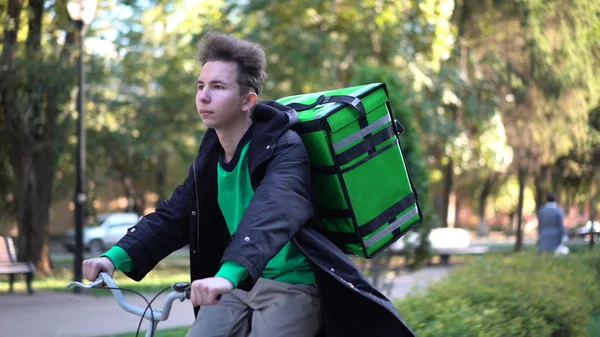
[214,85,224,89]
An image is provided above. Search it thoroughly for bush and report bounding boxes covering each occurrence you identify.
[395,250,600,337]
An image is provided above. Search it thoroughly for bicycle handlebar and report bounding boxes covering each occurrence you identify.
[66,272,190,322]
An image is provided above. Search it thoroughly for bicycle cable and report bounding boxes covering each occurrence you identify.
[135,285,173,337]
[89,285,159,337]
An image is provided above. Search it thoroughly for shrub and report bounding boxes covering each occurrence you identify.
[395,250,600,337]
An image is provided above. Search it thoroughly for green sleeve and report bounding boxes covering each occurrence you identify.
[101,246,134,273]
[215,261,249,288]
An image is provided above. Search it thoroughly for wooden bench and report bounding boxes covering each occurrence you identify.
[0,235,35,294]
[436,246,489,265]
[427,228,488,265]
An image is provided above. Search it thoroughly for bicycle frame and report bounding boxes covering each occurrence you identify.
[66,272,190,337]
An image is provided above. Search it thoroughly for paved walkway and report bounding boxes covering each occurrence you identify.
[0,289,196,337]
[0,266,452,337]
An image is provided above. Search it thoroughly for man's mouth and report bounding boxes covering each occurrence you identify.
[200,109,213,115]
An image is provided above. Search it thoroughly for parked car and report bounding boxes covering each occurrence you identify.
[62,212,142,254]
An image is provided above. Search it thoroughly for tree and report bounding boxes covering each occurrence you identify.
[1,0,80,273]
[451,0,600,249]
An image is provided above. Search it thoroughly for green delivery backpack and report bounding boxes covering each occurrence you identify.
[276,83,423,259]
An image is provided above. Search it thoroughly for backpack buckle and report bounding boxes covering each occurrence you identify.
[394,119,404,135]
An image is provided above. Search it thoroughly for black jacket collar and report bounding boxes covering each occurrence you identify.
[196,100,298,173]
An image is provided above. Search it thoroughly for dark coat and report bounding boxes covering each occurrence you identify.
[115,101,415,337]
[537,202,566,252]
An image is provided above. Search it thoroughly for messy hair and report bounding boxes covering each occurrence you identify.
[197,32,267,95]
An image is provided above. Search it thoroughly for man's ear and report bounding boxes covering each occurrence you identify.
[243,91,258,113]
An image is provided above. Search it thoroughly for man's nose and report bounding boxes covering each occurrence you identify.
[198,88,210,103]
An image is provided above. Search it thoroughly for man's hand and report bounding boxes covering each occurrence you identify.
[189,277,234,306]
[82,257,115,282]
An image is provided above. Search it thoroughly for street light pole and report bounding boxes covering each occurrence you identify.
[67,0,97,294]
[590,186,596,249]
[73,18,86,294]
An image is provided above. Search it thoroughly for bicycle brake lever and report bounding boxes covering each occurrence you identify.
[89,277,106,288]
[65,274,106,289]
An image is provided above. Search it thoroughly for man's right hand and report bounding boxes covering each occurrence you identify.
[82,257,115,282]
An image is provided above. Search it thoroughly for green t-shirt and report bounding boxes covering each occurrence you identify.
[103,128,315,287]
[214,138,315,287]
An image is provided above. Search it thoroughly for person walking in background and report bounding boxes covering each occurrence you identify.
[537,192,567,253]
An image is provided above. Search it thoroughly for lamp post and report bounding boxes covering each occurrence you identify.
[67,0,97,294]
[590,184,596,249]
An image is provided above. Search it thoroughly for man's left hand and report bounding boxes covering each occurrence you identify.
[189,277,234,306]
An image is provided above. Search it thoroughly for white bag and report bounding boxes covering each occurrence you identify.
[555,244,570,255]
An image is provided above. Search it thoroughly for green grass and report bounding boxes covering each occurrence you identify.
[0,263,191,295]
[589,311,600,337]
[50,252,189,269]
[486,239,592,254]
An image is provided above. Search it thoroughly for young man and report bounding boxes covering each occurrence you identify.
[82,32,415,337]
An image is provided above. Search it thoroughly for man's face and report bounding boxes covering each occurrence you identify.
[196,61,250,130]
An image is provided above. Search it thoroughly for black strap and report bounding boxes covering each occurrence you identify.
[287,94,377,160]
[288,94,370,134]
[293,119,326,133]
[358,193,416,238]
[323,230,359,246]
[322,193,417,245]
[336,124,396,167]
[311,132,399,176]
[340,138,399,174]
[287,95,366,117]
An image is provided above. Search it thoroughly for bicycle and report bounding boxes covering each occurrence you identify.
[66,272,191,337]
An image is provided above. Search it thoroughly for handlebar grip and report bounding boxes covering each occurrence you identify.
[183,288,222,301]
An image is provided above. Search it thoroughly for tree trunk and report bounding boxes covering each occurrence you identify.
[8,0,54,274]
[122,174,134,212]
[515,167,527,252]
[121,174,144,216]
[156,149,168,205]
[534,165,551,212]
[0,0,24,70]
[439,0,470,229]
[454,195,461,228]
[12,149,55,273]
[26,0,44,51]
[507,212,516,236]
[440,158,454,227]
[6,87,56,273]
[590,188,596,249]
[0,0,24,228]
[478,177,493,237]
[1,0,24,138]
